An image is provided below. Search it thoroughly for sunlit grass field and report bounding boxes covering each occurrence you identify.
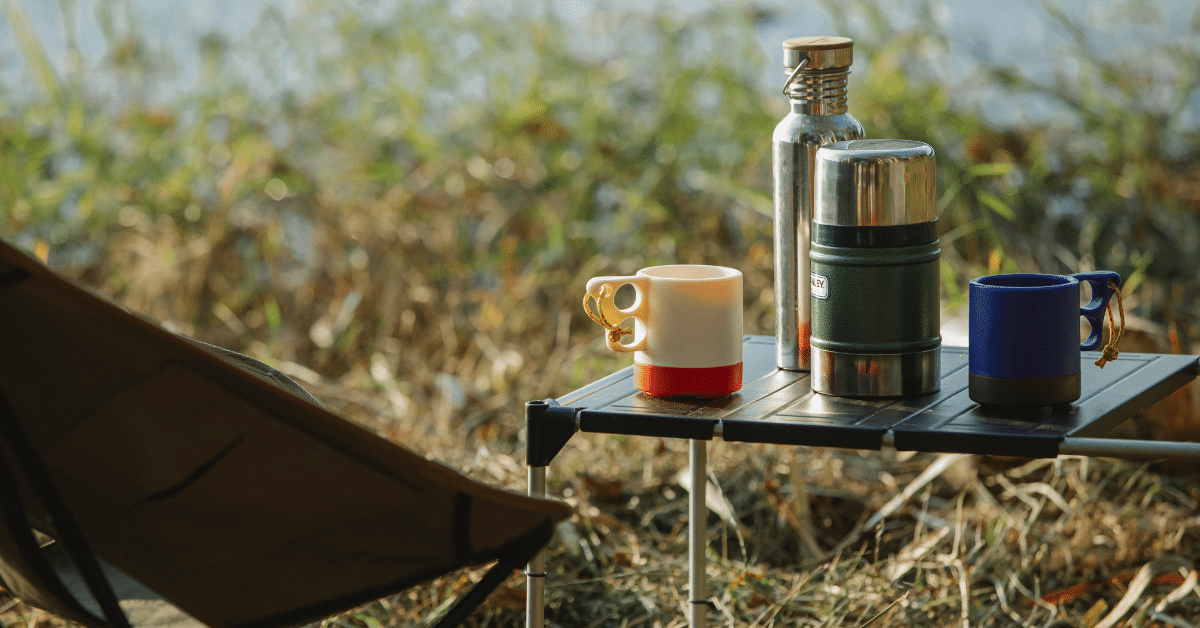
[3,0,1200,625]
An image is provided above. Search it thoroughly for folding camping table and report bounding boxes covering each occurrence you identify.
[523,335,1200,628]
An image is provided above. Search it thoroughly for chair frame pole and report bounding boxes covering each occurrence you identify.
[0,385,131,628]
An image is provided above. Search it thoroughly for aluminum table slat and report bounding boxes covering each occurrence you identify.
[553,335,1199,457]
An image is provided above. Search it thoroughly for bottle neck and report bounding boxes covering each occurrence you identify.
[788,69,850,115]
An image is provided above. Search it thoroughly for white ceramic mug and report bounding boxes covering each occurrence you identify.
[585,265,743,398]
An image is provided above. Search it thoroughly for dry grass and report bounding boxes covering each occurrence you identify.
[367,446,1200,628]
[4,439,1200,627]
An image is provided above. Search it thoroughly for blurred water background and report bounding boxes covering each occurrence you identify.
[6,0,1199,129]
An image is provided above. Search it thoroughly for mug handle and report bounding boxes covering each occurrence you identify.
[1073,271,1121,351]
[585,275,650,353]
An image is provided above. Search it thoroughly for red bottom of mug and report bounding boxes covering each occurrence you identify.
[635,362,743,398]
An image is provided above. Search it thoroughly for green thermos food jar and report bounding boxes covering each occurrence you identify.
[809,139,941,398]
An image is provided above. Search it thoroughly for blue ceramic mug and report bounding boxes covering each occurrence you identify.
[968,271,1121,407]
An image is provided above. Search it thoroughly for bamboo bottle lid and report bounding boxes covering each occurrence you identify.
[782,36,853,71]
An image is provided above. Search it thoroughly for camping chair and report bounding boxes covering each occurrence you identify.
[0,238,572,628]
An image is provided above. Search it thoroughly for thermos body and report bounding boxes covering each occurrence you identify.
[809,139,942,398]
[809,241,941,394]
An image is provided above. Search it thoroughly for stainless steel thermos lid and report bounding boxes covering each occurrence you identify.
[782,37,853,72]
[814,139,936,227]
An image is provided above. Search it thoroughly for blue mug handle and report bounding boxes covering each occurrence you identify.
[1073,271,1121,351]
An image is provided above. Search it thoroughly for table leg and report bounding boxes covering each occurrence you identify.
[689,439,707,628]
[527,465,547,628]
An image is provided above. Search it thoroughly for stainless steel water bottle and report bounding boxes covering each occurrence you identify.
[773,36,865,371]
[809,139,941,398]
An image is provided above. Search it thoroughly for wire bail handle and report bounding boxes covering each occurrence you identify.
[781,58,810,96]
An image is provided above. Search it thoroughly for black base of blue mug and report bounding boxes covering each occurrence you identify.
[968,371,1081,407]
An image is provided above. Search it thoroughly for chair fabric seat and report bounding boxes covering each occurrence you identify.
[0,239,571,628]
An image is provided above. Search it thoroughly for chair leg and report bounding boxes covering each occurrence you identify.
[0,385,131,628]
[0,439,104,626]
[430,521,554,628]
